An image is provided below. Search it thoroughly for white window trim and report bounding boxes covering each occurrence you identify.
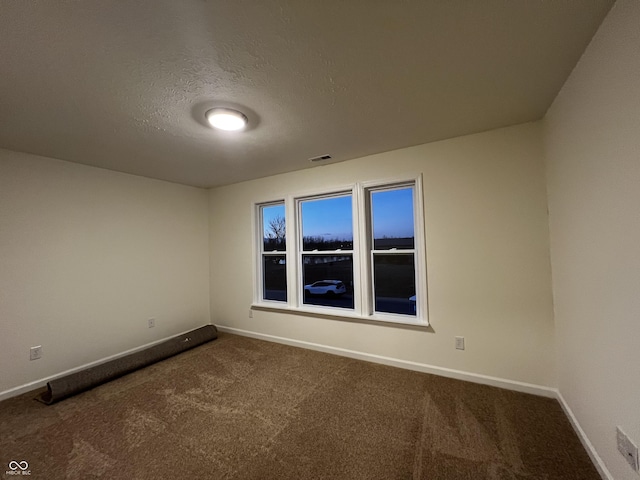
[361,177,428,322]
[253,174,429,327]
[253,200,288,306]
[296,189,360,314]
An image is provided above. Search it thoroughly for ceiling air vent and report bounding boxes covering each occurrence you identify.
[309,154,332,162]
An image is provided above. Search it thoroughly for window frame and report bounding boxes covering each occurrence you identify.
[255,201,288,304]
[366,182,418,318]
[297,190,358,313]
[253,175,429,326]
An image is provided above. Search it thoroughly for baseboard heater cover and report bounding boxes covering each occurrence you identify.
[36,324,218,405]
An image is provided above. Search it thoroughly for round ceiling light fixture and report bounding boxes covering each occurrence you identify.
[205,108,248,131]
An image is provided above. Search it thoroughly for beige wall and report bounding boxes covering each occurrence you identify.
[209,122,556,387]
[544,1,640,478]
[0,149,210,395]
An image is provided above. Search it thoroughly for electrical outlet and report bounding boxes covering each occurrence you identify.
[617,427,639,471]
[30,345,42,361]
[455,336,465,350]
[148,318,155,328]
[249,309,253,319]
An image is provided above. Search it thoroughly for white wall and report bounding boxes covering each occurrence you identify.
[209,122,556,388]
[544,1,640,478]
[0,149,210,395]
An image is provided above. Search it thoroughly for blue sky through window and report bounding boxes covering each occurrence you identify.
[301,195,353,241]
[262,188,415,241]
[372,187,414,240]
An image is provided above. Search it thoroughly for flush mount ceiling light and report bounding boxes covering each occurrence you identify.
[205,108,248,131]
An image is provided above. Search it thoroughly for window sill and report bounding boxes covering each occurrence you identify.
[251,302,429,329]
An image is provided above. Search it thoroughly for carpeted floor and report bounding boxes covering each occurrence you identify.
[0,333,599,479]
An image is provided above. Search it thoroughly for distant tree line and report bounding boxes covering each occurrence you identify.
[264,214,413,251]
[302,237,353,251]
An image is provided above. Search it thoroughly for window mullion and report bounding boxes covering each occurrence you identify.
[413,175,428,323]
[284,195,297,307]
[355,183,370,316]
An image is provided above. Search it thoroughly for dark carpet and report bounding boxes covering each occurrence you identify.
[0,333,599,479]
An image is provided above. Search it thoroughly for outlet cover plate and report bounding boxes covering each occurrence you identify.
[455,336,465,350]
[148,318,156,328]
[30,345,42,360]
[617,426,639,471]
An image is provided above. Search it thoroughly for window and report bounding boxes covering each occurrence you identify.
[255,176,427,325]
[369,186,416,316]
[259,203,287,302]
[300,194,354,310]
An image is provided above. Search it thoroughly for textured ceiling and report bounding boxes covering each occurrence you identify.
[0,1,613,188]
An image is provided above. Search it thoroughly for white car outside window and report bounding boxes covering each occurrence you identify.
[304,280,346,296]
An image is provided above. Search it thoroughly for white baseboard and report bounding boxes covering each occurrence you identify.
[0,324,213,402]
[556,392,613,480]
[216,325,557,398]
